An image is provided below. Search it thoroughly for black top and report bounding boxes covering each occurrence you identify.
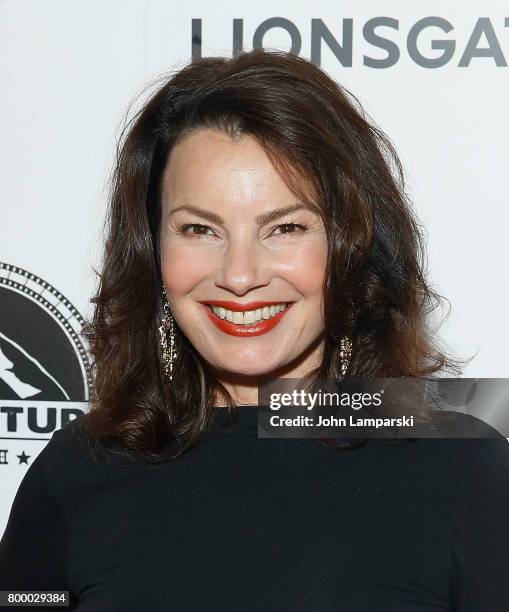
[1,407,509,611]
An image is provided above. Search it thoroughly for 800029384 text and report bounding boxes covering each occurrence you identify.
[0,591,69,607]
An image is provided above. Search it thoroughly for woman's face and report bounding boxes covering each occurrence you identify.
[160,128,328,378]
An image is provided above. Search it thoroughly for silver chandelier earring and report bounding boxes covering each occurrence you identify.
[339,335,353,378]
[159,285,178,382]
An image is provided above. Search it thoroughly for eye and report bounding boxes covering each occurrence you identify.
[270,223,309,236]
[177,223,216,238]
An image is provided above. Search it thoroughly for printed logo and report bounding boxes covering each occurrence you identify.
[0,262,91,444]
[192,17,509,68]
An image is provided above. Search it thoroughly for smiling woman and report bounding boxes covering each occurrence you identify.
[77,48,468,450]
[159,129,328,384]
[1,48,509,611]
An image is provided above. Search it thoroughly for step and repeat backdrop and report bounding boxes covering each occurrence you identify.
[1,0,508,533]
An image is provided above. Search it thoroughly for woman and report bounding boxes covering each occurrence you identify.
[1,49,508,611]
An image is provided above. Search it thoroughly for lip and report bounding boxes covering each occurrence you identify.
[199,301,295,337]
[199,300,290,312]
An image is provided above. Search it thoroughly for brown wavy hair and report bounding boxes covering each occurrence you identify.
[80,48,466,463]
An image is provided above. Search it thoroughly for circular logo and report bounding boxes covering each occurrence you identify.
[0,261,92,439]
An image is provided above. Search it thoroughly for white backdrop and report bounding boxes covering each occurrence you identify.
[1,0,508,533]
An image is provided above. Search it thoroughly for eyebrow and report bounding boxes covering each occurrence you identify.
[167,202,318,226]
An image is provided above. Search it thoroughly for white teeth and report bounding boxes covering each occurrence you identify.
[210,303,288,325]
[233,311,243,325]
[244,310,256,325]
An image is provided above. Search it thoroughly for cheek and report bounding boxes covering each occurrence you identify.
[161,244,212,295]
[280,240,327,296]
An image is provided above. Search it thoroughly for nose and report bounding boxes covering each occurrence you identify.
[215,235,270,296]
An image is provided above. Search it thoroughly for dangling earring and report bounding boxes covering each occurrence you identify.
[339,336,352,378]
[158,284,178,382]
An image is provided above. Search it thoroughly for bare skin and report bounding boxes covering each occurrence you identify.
[160,128,328,406]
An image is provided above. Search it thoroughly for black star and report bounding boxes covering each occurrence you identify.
[17,451,30,465]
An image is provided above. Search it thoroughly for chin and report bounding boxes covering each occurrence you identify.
[212,359,279,378]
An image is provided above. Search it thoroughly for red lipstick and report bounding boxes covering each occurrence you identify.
[199,301,294,337]
[202,300,288,312]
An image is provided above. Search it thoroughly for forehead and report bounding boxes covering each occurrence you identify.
[161,128,308,210]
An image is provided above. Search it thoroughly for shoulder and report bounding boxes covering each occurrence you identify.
[44,416,92,480]
[49,413,127,466]
[2,418,86,514]
[433,410,509,483]
[397,411,509,500]
[48,414,91,461]
[38,415,136,504]
[429,408,508,439]
[2,417,92,513]
[370,411,509,497]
